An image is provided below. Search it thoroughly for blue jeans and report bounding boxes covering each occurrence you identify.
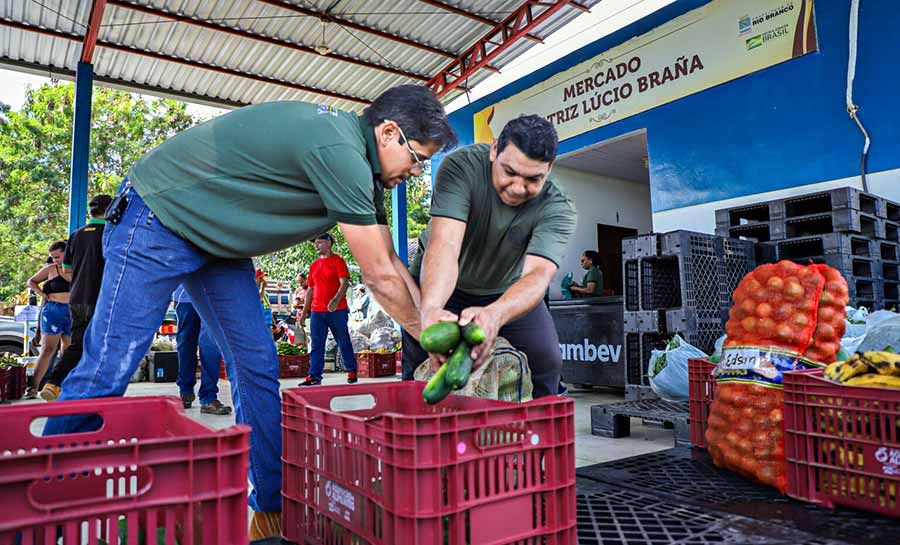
[308,309,357,380]
[175,301,223,405]
[40,301,72,336]
[44,181,282,513]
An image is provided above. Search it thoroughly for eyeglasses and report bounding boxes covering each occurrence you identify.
[396,126,425,171]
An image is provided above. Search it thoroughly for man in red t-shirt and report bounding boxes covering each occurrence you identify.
[298,233,358,385]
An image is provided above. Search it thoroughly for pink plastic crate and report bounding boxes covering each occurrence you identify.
[688,358,717,449]
[784,368,900,517]
[282,382,576,545]
[0,396,250,544]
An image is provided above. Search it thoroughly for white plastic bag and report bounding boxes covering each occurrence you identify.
[368,327,396,351]
[648,335,707,401]
[350,332,369,353]
[844,306,868,338]
[856,310,900,353]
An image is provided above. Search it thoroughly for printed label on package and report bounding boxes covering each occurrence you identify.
[716,345,821,388]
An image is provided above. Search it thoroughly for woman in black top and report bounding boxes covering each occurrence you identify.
[27,240,71,398]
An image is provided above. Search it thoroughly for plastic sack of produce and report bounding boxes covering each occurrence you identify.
[414,337,534,402]
[350,331,369,353]
[854,309,900,352]
[709,334,727,363]
[368,326,396,351]
[709,261,848,492]
[648,335,706,401]
[844,306,868,337]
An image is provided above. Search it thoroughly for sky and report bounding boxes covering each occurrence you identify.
[0,0,675,118]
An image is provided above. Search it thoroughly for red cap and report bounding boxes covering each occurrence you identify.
[255,268,267,279]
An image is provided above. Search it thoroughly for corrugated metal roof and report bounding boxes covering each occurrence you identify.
[0,0,599,111]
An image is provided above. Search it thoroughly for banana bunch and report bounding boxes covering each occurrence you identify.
[824,351,900,388]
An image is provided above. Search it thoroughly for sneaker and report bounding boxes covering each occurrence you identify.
[347,371,358,384]
[24,387,37,399]
[299,376,321,386]
[39,383,61,401]
[181,392,195,409]
[200,400,232,415]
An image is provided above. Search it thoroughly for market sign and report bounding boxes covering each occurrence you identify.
[473,0,818,143]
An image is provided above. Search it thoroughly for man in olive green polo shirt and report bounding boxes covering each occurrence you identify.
[42,85,456,543]
[403,115,576,398]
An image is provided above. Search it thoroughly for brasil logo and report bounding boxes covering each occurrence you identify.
[746,35,763,50]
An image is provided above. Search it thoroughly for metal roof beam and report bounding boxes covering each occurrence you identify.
[414,0,543,44]
[570,1,591,12]
[427,1,577,98]
[0,18,371,105]
[254,0,497,71]
[81,0,108,63]
[107,0,430,82]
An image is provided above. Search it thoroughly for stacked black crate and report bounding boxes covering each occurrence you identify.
[622,231,754,401]
[716,187,900,310]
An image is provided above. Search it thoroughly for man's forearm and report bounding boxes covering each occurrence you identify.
[420,247,459,319]
[488,272,549,326]
[334,279,350,303]
[393,254,421,308]
[302,287,313,316]
[365,274,421,338]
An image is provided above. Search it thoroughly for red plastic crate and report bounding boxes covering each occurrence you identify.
[784,368,900,517]
[280,354,311,378]
[356,352,396,378]
[0,396,250,543]
[281,382,576,545]
[0,366,9,402]
[6,365,26,400]
[688,357,717,449]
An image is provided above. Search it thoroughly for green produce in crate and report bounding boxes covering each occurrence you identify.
[0,355,19,369]
[276,342,306,355]
[446,342,473,389]
[420,321,461,354]
[423,361,453,404]
[461,322,486,345]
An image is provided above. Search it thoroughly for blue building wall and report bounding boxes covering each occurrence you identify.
[447,0,900,212]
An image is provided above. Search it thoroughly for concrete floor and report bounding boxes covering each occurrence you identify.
[10,373,674,467]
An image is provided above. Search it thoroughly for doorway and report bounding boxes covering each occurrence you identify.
[550,130,652,298]
[596,224,638,295]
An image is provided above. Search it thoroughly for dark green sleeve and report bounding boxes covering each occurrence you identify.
[526,192,577,267]
[584,267,602,293]
[373,183,388,225]
[430,152,471,222]
[302,144,378,225]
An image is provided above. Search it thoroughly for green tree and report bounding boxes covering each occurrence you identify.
[0,83,196,302]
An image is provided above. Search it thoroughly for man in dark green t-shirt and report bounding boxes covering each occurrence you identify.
[42,85,456,542]
[403,115,577,398]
